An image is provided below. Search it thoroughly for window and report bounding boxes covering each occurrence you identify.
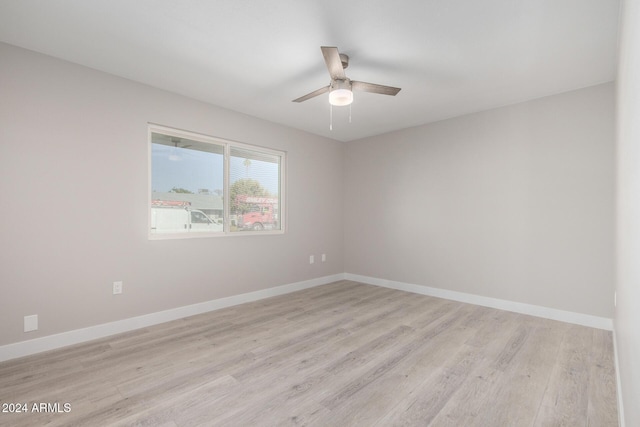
[229,146,282,232]
[149,125,285,238]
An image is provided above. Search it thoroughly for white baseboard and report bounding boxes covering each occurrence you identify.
[612,327,625,427]
[0,274,345,363]
[1,272,614,363]
[345,273,613,331]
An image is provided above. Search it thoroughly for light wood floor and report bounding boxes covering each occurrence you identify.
[0,281,618,426]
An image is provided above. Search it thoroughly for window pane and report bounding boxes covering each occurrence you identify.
[229,146,281,232]
[150,132,223,234]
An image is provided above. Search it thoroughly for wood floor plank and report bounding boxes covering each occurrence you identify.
[110,375,238,427]
[441,317,569,427]
[325,308,486,425]
[587,329,618,427]
[374,344,485,426]
[533,324,594,426]
[0,281,618,426]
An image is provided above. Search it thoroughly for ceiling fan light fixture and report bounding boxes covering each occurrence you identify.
[329,89,353,106]
[329,79,353,106]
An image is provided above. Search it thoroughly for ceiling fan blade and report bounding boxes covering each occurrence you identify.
[352,81,401,96]
[292,85,330,103]
[321,46,346,80]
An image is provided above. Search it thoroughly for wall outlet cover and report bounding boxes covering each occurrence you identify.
[24,315,38,332]
[113,281,123,295]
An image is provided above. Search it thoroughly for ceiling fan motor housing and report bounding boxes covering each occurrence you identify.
[339,53,349,69]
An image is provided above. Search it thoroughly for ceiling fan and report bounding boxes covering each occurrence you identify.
[293,46,401,106]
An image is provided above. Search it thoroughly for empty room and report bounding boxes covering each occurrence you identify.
[1,1,638,426]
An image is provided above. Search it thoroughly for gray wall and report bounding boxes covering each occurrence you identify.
[615,0,640,424]
[0,43,345,346]
[344,83,615,318]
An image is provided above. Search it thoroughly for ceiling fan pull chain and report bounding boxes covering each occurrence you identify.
[330,104,333,130]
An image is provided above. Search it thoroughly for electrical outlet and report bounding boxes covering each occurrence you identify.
[309,255,315,264]
[614,291,617,307]
[24,315,38,332]
[322,253,326,262]
[113,281,123,295]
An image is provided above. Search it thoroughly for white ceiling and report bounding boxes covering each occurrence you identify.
[0,0,620,142]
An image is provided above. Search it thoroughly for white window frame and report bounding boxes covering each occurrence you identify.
[148,124,286,239]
